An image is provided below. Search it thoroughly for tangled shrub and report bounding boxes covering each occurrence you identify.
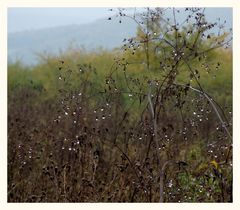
[8,7,232,202]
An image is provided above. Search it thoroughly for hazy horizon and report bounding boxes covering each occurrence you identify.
[8,7,232,65]
[8,8,112,33]
[8,7,232,33]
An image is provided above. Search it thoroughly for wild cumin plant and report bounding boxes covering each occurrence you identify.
[105,7,232,202]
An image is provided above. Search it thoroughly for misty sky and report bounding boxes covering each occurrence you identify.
[8,8,111,32]
[8,7,232,33]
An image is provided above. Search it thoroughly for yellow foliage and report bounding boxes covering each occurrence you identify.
[210,160,219,169]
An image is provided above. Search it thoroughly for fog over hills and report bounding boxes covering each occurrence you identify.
[8,8,232,66]
[8,18,137,65]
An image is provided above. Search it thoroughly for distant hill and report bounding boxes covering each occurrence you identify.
[8,18,137,65]
[8,8,232,66]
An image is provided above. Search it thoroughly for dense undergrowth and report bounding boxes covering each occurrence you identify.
[8,8,232,202]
